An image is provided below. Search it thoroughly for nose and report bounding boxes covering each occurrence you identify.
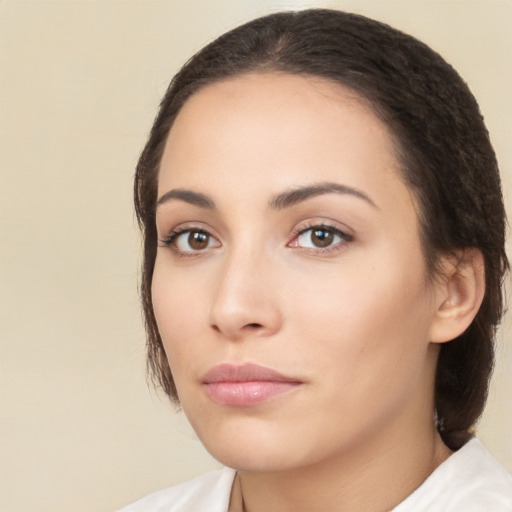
[209,246,283,341]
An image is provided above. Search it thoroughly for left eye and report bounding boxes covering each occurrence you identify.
[293,226,349,249]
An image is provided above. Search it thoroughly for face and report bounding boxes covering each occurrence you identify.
[152,73,442,472]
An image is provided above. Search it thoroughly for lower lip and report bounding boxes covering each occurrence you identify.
[203,381,300,407]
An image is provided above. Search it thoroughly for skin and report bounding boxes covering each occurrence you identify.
[152,73,456,511]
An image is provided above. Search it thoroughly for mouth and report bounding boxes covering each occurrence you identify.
[201,363,303,407]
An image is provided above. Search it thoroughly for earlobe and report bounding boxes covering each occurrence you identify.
[429,249,486,343]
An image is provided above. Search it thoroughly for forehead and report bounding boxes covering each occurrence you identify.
[165,73,393,164]
[159,72,411,213]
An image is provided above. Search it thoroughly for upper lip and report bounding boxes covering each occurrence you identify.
[202,363,301,384]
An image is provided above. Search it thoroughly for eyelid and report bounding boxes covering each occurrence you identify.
[291,219,354,237]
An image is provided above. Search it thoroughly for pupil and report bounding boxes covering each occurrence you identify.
[312,229,333,248]
[189,231,208,250]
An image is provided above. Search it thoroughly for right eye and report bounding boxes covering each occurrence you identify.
[160,228,221,255]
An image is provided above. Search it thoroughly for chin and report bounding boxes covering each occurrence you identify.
[188,415,305,472]
[193,418,337,474]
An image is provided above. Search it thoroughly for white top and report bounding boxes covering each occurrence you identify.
[119,438,512,511]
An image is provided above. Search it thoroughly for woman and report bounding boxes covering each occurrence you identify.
[121,9,511,511]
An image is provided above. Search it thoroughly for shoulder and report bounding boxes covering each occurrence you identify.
[117,467,236,512]
[393,438,512,511]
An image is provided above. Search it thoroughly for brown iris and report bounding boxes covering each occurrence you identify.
[311,229,334,248]
[188,231,209,250]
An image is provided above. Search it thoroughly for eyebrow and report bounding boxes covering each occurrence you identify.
[156,189,215,209]
[270,182,378,210]
[156,181,377,211]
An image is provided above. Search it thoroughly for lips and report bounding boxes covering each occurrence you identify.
[202,363,302,407]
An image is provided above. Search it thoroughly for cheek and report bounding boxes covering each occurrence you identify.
[283,270,433,447]
[288,253,434,378]
[151,263,206,375]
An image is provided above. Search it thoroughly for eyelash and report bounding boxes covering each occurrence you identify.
[159,222,353,257]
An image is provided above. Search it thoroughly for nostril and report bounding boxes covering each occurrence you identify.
[245,323,263,329]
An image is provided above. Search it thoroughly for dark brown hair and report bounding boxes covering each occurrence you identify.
[134,9,509,450]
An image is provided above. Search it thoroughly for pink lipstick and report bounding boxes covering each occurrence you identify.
[202,363,302,407]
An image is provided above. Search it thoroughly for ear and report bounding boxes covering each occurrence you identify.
[429,249,485,343]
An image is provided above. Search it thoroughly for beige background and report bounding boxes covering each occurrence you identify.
[0,1,510,511]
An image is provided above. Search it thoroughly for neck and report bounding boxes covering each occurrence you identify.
[230,412,452,512]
